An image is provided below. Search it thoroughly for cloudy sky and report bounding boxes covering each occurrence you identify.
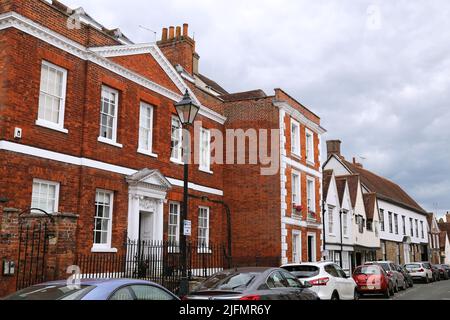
[63,0,450,218]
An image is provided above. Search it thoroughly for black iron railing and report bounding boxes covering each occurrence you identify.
[76,240,228,294]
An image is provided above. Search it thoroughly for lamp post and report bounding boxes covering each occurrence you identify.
[174,89,200,296]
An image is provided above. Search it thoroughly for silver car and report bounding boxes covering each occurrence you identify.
[365,261,407,292]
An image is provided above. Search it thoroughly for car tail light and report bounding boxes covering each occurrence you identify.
[180,296,189,301]
[309,277,330,286]
[387,271,393,277]
[240,295,261,301]
[418,268,424,272]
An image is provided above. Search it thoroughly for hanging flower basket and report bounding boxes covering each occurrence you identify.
[293,204,303,214]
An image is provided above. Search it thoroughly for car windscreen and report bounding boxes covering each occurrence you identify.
[195,272,259,292]
[4,285,94,300]
[376,263,390,272]
[404,264,421,270]
[281,265,320,278]
[354,266,382,275]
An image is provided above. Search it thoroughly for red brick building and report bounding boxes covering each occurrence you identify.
[0,0,326,292]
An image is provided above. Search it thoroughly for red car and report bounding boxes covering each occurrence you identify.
[353,265,394,298]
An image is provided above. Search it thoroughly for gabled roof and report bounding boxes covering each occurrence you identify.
[220,89,267,102]
[336,174,359,208]
[337,157,426,215]
[439,222,450,240]
[335,179,347,207]
[322,170,333,198]
[363,193,377,220]
[126,168,172,190]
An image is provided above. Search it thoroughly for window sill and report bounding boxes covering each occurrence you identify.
[91,246,118,253]
[291,153,302,161]
[35,119,68,134]
[98,137,123,148]
[197,249,212,254]
[306,160,315,166]
[170,158,184,165]
[199,167,213,175]
[137,149,158,158]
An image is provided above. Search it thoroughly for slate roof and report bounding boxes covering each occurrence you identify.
[322,170,333,198]
[196,73,229,95]
[220,89,267,102]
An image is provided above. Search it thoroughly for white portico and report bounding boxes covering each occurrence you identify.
[126,169,172,243]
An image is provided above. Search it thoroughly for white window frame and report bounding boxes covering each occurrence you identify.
[170,116,183,164]
[137,102,157,158]
[98,86,122,148]
[199,127,212,173]
[31,179,60,214]
[36,61,68,133]
[343,210,348,237]
[328,205,335,235]
[307,232,317,262]
[305,128,314,164]
[168,202,180,252]
[306,176,316,216]
[290,119,301,157]
[292,230,302,264]
[198,207,210,253]
[92,189,117,253]
[291,171,301,216]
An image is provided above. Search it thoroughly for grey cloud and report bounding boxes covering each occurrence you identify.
[63,0,450,218]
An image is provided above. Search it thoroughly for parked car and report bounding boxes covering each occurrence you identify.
[353,264,394,298]
[430,264,441,282]
[281,261,358,300]
[364,261,407,292]
[404,262,433,283]
[395,264,413,288]
[3,279,179,300]
[185,267,318,300]
[434,265,449,280]
[440,264,450,278]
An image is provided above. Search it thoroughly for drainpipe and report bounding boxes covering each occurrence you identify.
[188,194,232,267]
[322,200,327,253]
[339,209,343,269]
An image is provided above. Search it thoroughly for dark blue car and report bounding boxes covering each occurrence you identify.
[4,279,180,300]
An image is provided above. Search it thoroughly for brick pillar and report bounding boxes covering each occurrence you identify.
[0,208,20,297]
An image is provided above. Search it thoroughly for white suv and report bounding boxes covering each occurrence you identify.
[404,262,433,283]
[281,262,357,300]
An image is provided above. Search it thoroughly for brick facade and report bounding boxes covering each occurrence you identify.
[0,0,325,296]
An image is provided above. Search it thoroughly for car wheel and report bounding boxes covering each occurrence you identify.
[331,291,339,301]
[383,287,390,299]
[425,276,430,284]
[394,282,399,293]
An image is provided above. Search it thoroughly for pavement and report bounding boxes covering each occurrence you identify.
[360,279,450,300]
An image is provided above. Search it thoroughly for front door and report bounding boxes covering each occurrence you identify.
[139,211,154,243]
[307,234,316,262]
[355,252,362,266]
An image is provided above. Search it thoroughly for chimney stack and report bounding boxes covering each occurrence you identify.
[326,140,342,159]
[157,23,197,75]
[353,157,363,168]
[446,212,450,223]
[161,28,168,41]
[168,26,175,39]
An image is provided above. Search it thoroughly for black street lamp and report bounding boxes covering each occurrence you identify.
[174,89,200,296]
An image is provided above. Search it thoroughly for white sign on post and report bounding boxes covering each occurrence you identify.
[183,220,192,236]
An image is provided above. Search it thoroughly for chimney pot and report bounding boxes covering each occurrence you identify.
[326,140,342,159]
[176,26,181,39]
[183,23,188,37]
[161,28,168,41]
[169,26,175,39]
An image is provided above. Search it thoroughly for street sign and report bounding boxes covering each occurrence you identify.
[183,220,191,236]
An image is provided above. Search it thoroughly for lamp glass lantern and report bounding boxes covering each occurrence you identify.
[175,90,200,126]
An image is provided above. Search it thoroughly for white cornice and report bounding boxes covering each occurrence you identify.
[0,12,226,125]
[274,101,326,135]
[0,140,224,196]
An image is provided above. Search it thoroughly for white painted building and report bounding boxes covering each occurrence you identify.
[324,140,429,265]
